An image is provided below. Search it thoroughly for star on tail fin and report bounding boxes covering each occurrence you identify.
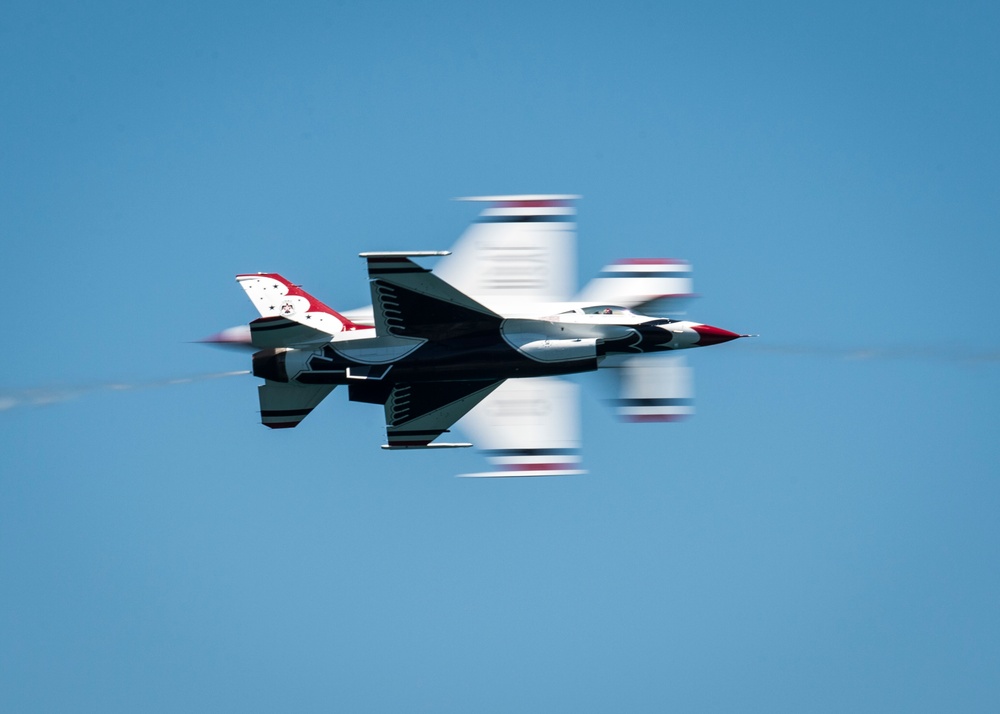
[236,273,369,336]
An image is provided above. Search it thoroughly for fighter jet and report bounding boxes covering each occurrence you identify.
[212,196,748,476]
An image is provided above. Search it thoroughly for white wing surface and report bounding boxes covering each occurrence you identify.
[605,355,694,422]
[456,377,584,477]
[433,195,579,313]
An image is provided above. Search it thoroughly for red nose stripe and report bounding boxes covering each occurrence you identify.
[692,324,741,345]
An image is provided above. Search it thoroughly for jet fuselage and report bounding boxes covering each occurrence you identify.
[251,312,738,388]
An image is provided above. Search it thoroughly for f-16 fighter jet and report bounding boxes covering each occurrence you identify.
[210,196,749,476]
[234,251,746,476]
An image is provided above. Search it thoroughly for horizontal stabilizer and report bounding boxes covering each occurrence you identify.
[249,316,336,349]
[258,381,335,429]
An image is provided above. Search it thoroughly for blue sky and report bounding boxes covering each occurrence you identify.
[2,2,998,712]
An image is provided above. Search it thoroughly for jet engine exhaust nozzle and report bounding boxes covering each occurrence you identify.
[252,348,290,382]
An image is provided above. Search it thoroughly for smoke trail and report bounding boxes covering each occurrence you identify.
[0,371,250,412]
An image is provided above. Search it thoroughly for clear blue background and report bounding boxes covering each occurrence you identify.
[2,2,998,711]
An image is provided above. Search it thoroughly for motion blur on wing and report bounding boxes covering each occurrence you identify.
[205,196,749,476]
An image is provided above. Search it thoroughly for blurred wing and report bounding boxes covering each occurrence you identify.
[457,377,584,477]
[576,259,694,317]
[605,354,694,422]
[434,195,579,312]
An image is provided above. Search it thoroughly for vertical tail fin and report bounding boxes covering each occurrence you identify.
[576,259,694,316]
[236,273,370,336]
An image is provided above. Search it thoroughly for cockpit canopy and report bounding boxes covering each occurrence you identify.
[561,305,635,316]
[557,305,678,324]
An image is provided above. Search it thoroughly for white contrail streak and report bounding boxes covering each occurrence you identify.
[0,371,251,412]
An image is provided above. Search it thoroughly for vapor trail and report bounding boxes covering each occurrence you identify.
[0,371,250,412]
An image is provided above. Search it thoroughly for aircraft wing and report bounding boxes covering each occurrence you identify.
[382,379,504,449]
[432,195,579,312]
[361,252,502,340]
[456,377,585,477]
[340,195,578,322]
[603,354,694,421]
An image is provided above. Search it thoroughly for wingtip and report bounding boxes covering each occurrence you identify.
[453,194,582,202]
[456,469,587,478]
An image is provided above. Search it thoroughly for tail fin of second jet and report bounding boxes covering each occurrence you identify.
[236,273,371,337]
[576,259,694,317]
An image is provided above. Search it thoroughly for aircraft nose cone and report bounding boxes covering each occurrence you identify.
[691,324,742,346]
